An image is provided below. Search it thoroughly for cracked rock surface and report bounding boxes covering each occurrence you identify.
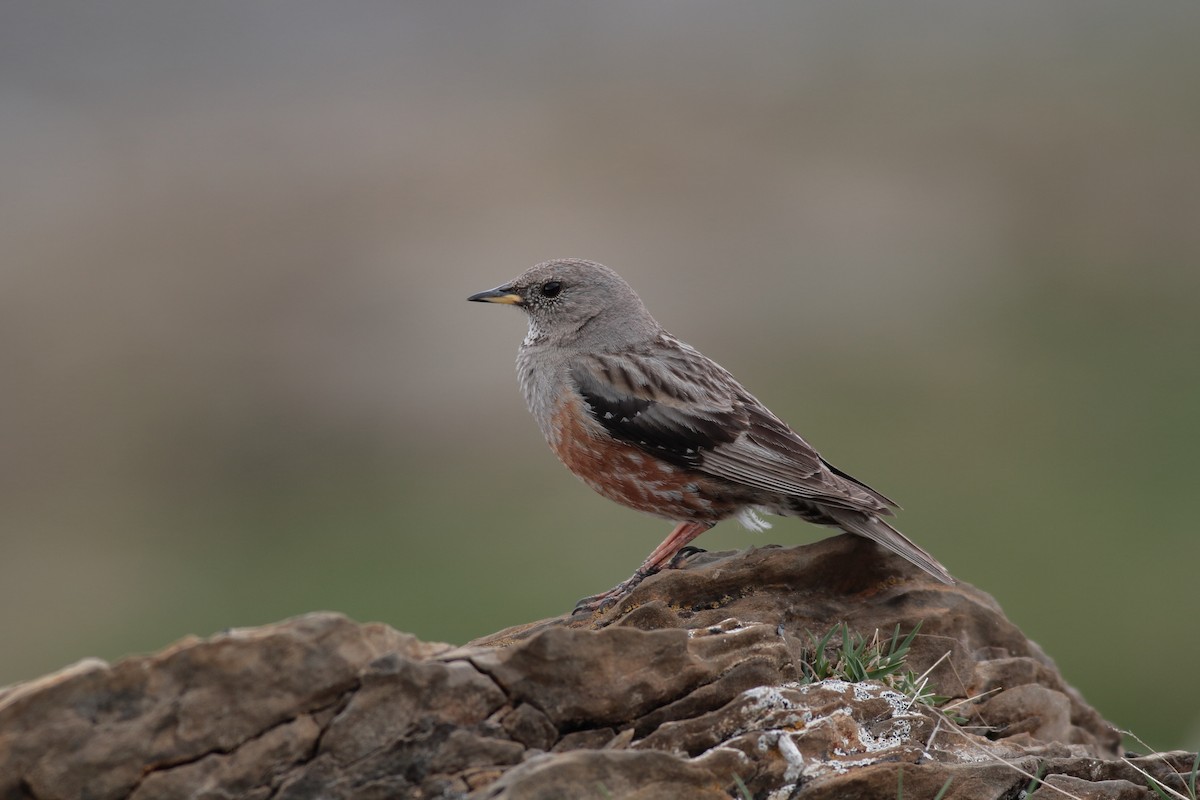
[1,535,1194,799]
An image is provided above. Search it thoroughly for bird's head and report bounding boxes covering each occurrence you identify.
[468,258,659,348]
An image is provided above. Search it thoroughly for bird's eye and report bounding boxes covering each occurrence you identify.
[541,281,562,298]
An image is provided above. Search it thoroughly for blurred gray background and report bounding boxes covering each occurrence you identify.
[2,1,1197,751]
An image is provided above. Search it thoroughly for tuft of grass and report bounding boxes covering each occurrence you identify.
[797,621,952,714]
[1024,759,1046,795]
[732,774,753,799]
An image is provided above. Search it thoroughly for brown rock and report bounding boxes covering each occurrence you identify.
[500,703,558,752]
[475,750,732,800]
[799,761,1039,800]
[0,612,411,800]
[1,537,1190,799]
[129,714,322,800]
[978,683,1073,742]
[477,536,1122,758]
[1030,775,1149,800]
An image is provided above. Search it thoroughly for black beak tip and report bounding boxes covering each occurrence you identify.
[467,287,524,305]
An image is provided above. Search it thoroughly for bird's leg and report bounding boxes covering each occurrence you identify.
[573,521,713,615]
[638,520,714,573]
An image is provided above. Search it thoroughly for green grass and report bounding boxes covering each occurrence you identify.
[797,621,950,713]
[1024,760,1046,795]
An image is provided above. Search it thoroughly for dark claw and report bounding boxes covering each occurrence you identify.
[571,591,619,616]
[668,546,707,568]
[571,571,651,615]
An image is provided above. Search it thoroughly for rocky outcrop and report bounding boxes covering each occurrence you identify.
[1,535,1194,799]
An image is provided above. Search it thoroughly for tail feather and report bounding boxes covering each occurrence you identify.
[821,458,900,512]
[824,507,954,584]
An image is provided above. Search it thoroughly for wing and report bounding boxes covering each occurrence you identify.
[709,388,936,577]
[569,343,747,468]
[700,401,897,514]
[569,335,893,515]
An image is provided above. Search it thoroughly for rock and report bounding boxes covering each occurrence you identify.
[476,750,736,800]
[475,535,1121,759]
[0,536,1192,799]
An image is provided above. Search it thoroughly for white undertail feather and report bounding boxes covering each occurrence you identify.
[736,506,773,533]
[824,508,954,584]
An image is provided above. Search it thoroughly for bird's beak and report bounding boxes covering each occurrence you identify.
[467,285,524,305]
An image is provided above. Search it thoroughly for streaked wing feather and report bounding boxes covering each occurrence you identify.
[569,348,746,466]
[699,403,893,514]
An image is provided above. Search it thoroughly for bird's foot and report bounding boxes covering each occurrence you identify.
[668,545,707,568]
[572,546,709,616]
[572,570,651,615]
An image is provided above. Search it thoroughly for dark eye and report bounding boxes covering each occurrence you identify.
[541,280,562,298]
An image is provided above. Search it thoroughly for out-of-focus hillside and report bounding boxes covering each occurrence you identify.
[1,2,1197,750]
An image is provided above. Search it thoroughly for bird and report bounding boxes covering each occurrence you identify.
[468,258,953,613]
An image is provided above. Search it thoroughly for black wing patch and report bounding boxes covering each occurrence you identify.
[570,359,745,467]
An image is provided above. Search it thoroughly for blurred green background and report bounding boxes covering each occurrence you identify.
[2,2,1197,751]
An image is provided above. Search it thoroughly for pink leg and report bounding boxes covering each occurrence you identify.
[573,520,714,615]
[637,520,713,574]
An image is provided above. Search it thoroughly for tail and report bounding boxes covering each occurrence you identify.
[824,507,954,584]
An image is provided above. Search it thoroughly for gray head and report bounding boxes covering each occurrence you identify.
[468,259,661,349]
